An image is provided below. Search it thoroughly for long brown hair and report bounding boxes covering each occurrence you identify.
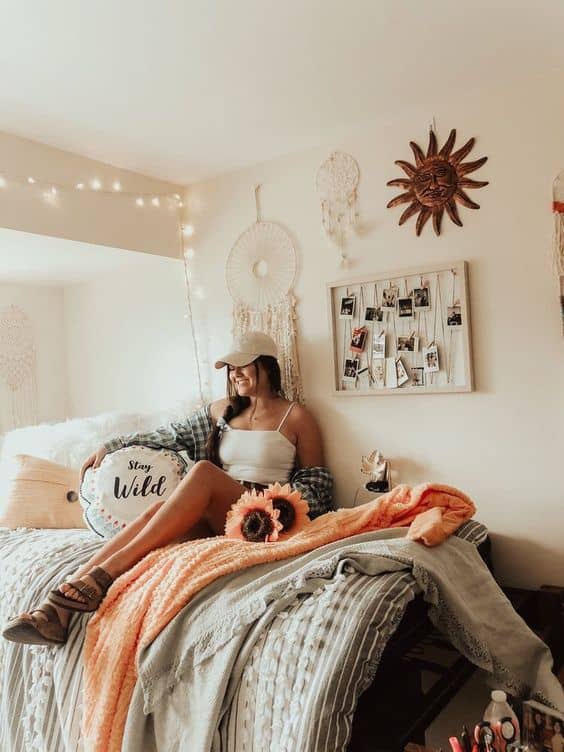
[206,355,284,467]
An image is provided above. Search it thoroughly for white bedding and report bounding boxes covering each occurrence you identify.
[0,526,416,752]
[4,521,556,752]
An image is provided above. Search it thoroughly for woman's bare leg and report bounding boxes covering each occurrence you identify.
[28,496,169,625]
[57,461,245,606]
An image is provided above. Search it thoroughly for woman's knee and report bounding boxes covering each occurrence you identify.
[187,460,217,480]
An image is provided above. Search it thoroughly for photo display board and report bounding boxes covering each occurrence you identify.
[327,261,473,395]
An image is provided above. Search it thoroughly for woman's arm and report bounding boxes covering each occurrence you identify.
[292,404,325,468]
[80,404,215,480]
[288,404,334,519]
[103,404,214,457]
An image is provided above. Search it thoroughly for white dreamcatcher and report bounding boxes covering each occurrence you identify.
[316,151,360,267]
[0,305,38,430]
[226,185,303,402]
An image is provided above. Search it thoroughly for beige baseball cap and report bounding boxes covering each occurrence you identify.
[215,331,278,369]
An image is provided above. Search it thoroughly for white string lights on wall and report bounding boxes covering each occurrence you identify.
[0,170,184,208]
[177,214,208,405]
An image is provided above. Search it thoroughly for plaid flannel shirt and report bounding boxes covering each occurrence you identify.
[104,404,334,520]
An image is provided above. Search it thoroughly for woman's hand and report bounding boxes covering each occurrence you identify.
[80,447,108,481]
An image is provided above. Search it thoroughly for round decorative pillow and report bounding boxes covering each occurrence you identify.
[80,446,189,538]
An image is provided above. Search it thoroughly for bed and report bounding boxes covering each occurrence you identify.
[1,411,562,752]
[2,519,562,752]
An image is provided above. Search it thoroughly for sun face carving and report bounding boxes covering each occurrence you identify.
[387,129,488,236]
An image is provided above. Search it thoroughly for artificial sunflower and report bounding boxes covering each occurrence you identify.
[224,490,283,542]
[263,482,310,539]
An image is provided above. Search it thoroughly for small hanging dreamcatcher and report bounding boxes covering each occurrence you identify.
[0,305,38,429]
[552,170,564,336]
[226,185,303,402]
[316,151,360,267]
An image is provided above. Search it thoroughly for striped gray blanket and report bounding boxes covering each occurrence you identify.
[2,522,561,752]
[0,528,100,752]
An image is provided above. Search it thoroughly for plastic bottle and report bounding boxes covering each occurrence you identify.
[483,690,521,750]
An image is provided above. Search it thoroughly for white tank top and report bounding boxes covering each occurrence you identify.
[218,403,297,485]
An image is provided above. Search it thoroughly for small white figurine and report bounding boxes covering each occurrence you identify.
[360,449,390,492]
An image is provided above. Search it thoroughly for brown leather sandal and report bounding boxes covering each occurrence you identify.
[2,603,68,646]
[48,566,114,613]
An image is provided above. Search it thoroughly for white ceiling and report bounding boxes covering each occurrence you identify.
[0,1,563,184]
[0,228,176,286]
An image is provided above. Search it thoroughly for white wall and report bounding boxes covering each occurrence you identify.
[0,247,200,433]
[183,83,564,588]
[0,283,67,430]
[63,256,200,418]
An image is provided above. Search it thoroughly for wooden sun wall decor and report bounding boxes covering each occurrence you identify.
[387,129,488,236]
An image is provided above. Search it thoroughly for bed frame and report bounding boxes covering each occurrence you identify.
[347,539,564,752]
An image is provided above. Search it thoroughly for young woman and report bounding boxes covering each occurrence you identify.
[3,331,333,646]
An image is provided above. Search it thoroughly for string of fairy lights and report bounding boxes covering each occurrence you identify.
[0,170,185,207]
[177,209,207,405]
[0,169,207,403]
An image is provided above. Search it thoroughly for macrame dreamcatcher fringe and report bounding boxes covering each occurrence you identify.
[232,297,304,403]
[0,305,39,430]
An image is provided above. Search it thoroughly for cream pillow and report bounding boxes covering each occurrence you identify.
[0,454,86,529]
[80,446,188,538]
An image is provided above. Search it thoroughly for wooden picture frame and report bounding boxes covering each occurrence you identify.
[327,261,473,395]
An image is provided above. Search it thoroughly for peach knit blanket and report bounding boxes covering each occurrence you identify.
[82,483,475,751]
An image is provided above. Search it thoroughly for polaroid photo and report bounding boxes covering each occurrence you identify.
[523,699,564,752]
[381,287,398,311]
[411,367,425,386]
[364,306,384,322]
[372,361,385,388]
[395,357,409,386]
[397,335,419,353]
[343,357,360,382]
[350,326,368,353]
[447,305,462,326]
[372,332,386,359]
[397,296,414,318]
[413,287,430,309]
[423,345,440,373]
[385,357,398,388]
[339,295,356,319]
